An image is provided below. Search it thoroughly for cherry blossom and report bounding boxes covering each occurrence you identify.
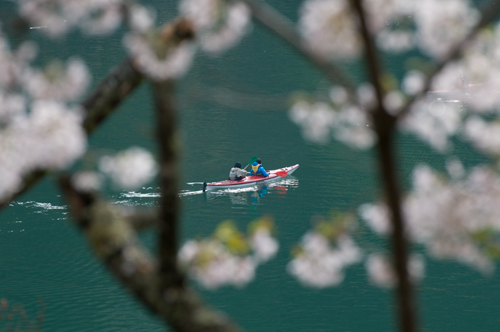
[18,0,125,38]
[366,253,425,288]
[414,0,479,59]
[288,232,362,288]
[23,58,90,102]
[298,0,361,59]
[178,219,279,289]
[179,0,251,53]
[123,34,195,80]
[98,146,158,190]
[71,171,103,192]
[360,163,500,275]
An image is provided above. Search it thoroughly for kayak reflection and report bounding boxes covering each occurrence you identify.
[251,185,269,205]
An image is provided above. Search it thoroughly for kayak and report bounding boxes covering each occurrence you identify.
[203,164,299,192]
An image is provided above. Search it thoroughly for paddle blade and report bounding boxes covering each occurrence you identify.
[244,156,259,170]
[275,170,287,177]
[248,155,258,165]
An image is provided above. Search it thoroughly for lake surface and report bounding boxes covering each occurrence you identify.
[1,1,500,331]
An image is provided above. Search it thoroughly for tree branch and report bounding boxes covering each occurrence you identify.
[351,1,417,331]
[0,58,143,212]
[350,0,384,114]
[126,208,160,231]
[398,0,500,120]
[0,18,193,213]
[152,79,184,287]
[82,58,144,133]
[60,178,243,332]
[239,0,357,95]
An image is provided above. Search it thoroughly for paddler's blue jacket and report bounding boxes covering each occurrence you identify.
[250,161,269,177]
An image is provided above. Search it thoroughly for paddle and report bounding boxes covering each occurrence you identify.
[243,156,258,170]
[275,170,287,177]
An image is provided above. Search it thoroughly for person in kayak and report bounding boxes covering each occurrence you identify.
[228,162,249,181]
[250,158,269,177]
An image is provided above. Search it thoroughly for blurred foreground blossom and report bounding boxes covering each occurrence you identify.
[127,4,156,33]
[288,232,361,288]
[299,0,361,59]
[23,58,90,102]
[402,70,426,96]
[0,92,26,123]
[71,171,103,192]
[0,30,88,202]
[0,39,37,89]
[124,34,195,80]
[98,146,157,190]
[19,0,125,38]
[288,214,361,288]
[179,239,256,289]
[289,101,336,144]
[361,163,500,274]
[289,88,375,148]
[0,101,86,200]
[178,217,278,289]
[414,0,479,59]
[28,101,86,169]
[179,0,251,53]
[464,117,500,156]
[401,99,462,152]
[366,253,425,288]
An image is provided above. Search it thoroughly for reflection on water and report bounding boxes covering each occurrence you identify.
[7,177,299,217]
[203,177,299,205]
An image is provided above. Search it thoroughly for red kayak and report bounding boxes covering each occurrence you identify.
[203,164,299,192]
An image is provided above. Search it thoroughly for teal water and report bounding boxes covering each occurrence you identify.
[1,1,500,331]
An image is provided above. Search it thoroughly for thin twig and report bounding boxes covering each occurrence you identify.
[240,0,357,95]
[398,0,500,120]
[350,0,384,113]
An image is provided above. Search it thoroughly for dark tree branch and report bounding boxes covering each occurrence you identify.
[374,127,418,332]
[350,0,384,113]
[351,1,417,331]
[398,0,500,120]
[60,178,242,332]
[0,61,143,214]
[0,58,144,212]
[82,58,144,133]
[239,0,357,95]
[0,18,194,213]
[126,208,160,231]
[152,79,184,288]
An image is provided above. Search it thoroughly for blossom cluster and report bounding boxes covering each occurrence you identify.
[98,146,158,190]
[288,231,361,287]
[298,0,479,59]
[18,0,126,38]
[288,86,375,148]
[178,217,278,289]
[360,162,500,274]
[0,29,88,201]
[125,0,251,81]
[179,0,251,53]
[288,214,362,288]
[366,253,425,288]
